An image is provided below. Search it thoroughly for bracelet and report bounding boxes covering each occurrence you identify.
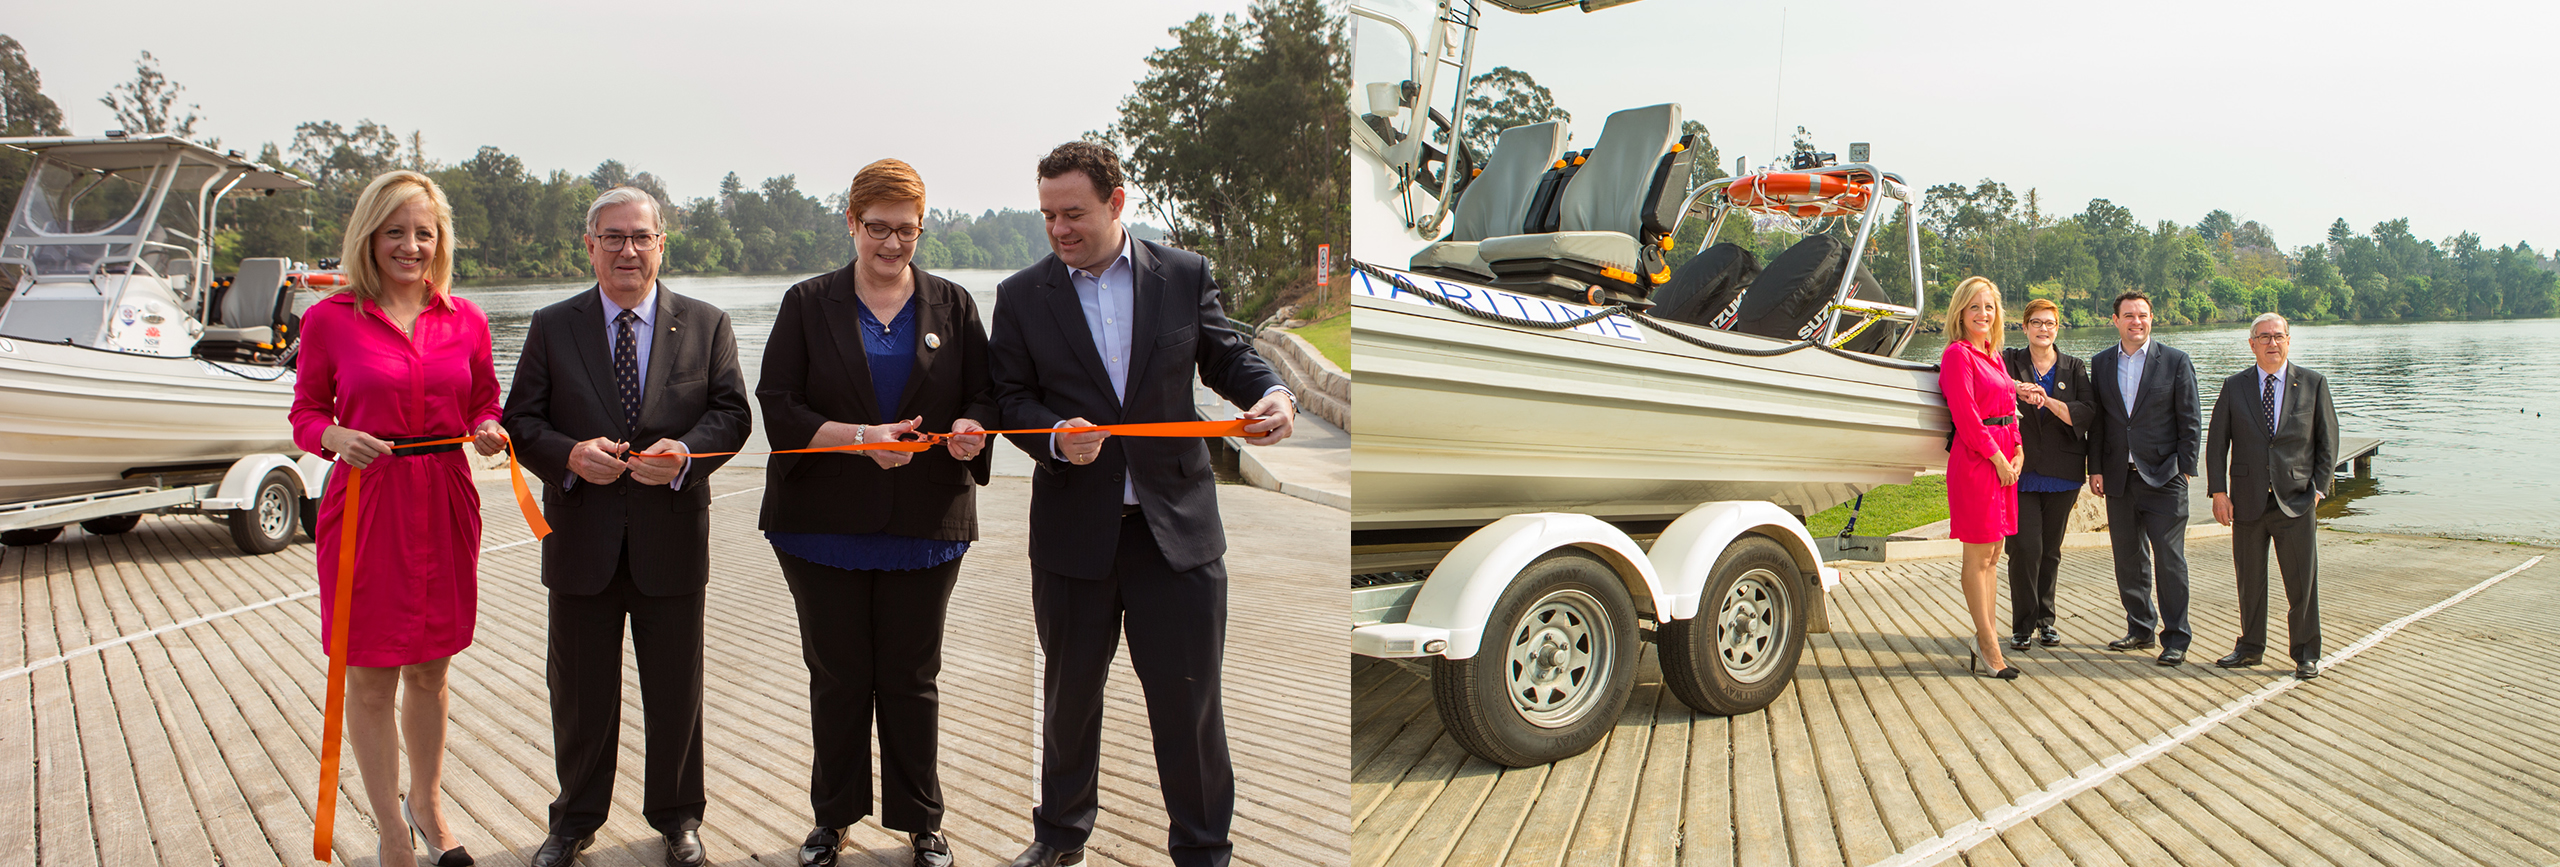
[854,424,867,445]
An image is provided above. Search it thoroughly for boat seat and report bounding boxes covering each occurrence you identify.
[1409,120,1568,280]
[1477,103,1684,302]
[1520,148,1589,235]
[202,258,290,345]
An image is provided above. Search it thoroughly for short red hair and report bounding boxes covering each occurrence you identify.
[846,158,926,218]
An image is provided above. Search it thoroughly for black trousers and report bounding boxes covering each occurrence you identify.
[1031,512,1233,867]
[2006,488,2079,636]
[2233,492,2322,663]
[2105,474,2192,650]
[546,547,706,837]
[774,549,962,832]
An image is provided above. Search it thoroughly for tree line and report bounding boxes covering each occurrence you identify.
[1453,67,2560,326]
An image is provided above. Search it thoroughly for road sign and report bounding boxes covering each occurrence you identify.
[1317,243,1331,287]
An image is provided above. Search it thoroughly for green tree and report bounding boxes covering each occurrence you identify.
[1459,66,1571,163]
[1,34,69,227]
[98,50,206,143]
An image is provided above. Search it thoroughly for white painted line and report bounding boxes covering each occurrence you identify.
[0,485,768,682]
[1870,554,2546,867]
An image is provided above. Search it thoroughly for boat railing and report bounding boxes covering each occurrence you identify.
[1668,162,1926,358]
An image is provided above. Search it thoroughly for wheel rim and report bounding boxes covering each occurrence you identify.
[256,482,292,539]
[1505,587,1614,728]
[1717,568,1791,684]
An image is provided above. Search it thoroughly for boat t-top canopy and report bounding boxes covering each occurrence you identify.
[0,134,311,192]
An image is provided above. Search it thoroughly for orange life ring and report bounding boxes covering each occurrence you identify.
[1725,171,1872,217]
[295,272,349,287]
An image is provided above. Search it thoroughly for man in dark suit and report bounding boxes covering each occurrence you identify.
[988,142,1295,867]
[2207,313,2335,680]
[2087,290,2201,666]
[501,187,753,867]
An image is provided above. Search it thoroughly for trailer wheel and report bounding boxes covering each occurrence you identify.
[2,527,63,546]
[1660,535,1807,716]
[229,468,301,554]
[1432,549,1636,767]
[300,497,318,540]
[79,515,142,535]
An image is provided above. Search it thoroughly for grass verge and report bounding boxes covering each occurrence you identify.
[1284,313,1349,371]
[1804,475,1951,538]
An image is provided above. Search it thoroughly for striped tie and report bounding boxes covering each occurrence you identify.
[616,309,641,434]
[2262,372,2278,437]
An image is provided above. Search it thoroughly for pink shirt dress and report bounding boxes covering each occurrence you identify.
[1940,340,2023,544]
[288,291,501,667]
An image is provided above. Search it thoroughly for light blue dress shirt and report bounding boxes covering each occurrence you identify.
[2116,338,2149,468]
[2258,363,2288,435]
[567,284,686,490]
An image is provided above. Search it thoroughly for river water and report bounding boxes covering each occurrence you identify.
[1906,318,2560,546]
[452,269,1023,474]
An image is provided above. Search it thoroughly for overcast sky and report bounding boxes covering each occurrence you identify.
[1453,0,2555,252]
[7,0,1266,218]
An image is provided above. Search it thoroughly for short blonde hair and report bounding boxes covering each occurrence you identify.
[1941,276,2004,351]
[2021,297,2061,324]
[846,158,927,220]
[339,171,456,301]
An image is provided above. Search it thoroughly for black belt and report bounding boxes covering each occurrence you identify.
[1122,503,1144,518]
[1982,416,2016,426]
[388,434,464,455]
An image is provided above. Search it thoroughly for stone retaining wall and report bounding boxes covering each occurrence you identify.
[1254,329,1349,429]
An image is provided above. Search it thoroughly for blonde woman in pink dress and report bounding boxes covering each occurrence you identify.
[288,170,508,867]
[1938,276,2025,679]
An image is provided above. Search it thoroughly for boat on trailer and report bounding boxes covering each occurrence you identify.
[1348,0,1955,767]
[0,133,333,552]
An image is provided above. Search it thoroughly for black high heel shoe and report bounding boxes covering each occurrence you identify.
[1968,645,2022,680]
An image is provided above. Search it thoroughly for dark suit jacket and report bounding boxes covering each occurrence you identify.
[756,264,995,540]
[2206,363,2337,520]
[2003,347,2095,482]
[2088,340,2200,492]
[501,284,753,595]
[988,238,1284,579]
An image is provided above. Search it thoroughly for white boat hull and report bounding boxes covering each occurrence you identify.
[1350,266,1950,530]
[0,338,300,502]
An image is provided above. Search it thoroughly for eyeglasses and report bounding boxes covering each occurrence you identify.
[860,221,924,242]
[2250,333,2289,342]
[2025,319,2059,328]
[593,232,662,252]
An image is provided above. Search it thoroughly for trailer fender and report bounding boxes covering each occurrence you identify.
[201,454,306,510]
[295,454,333,499]
[1405,513,1661,660]
[1648,501,1836,622]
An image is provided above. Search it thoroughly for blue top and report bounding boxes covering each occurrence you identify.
[767,293,969,571]
[2018,360,2083,493]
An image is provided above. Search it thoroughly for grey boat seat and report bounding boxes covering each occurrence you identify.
[200,258,289,346]
[1477,103,1691,303]
[1408,120,1568,280]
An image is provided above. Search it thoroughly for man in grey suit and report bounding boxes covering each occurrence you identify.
[2087,291,2201,666]
[2206,313,2336,680]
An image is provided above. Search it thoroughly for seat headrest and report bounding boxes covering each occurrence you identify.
[1556,104,1681,238]
[1449,121,1568,242]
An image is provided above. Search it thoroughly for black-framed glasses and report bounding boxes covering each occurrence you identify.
[2250,333,2290,342]
[2025,319,2060,328]
[594,232,662,252]
[860,221,924,242]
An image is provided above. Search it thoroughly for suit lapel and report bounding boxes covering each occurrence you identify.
[641,285,682,433]
[819,268,886,422]
[2128,345,2159,418]
[896,273,954,417]
[2280,365,2306,440]
[2096,349,2128,421]
[1123,240,1163,401]
[565,288,628,439]
[1038,258,1120,410]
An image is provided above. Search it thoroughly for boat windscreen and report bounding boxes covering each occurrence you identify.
[13,158,153,239]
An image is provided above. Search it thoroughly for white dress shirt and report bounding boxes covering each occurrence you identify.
[2258,362,2289,436]
[567,284,687,490]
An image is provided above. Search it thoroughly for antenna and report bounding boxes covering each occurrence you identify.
[1768,6,1787,164]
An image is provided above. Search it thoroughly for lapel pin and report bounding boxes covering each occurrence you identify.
[925,332,941,350]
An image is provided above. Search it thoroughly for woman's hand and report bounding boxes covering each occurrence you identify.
[864,417,923,468]
[946,418,988,461]
[322,424,393,469]
[1995,449,2023,488]
[471,419,509,457]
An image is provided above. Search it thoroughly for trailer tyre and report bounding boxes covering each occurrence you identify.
[2,527,63,546]
[229,468,301,555]
[1660,535,1807,716]
[1432,549,1637,767]
[80,515,142,536]
[300,497,318,540]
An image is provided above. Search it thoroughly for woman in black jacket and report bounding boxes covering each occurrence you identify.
[756,158,992,867]
[2001,298,2095,651]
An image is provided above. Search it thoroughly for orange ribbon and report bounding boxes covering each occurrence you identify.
[624,417,1259,460]
[313,434,545,862]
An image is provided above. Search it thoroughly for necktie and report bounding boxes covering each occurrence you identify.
[2261,371,2278,437]
[615,309,641,433]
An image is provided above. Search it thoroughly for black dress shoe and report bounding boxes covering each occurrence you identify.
[528,833,593,867]
[664,828,705,867]
[799,826,847,867]
[911,831,953,867]
[1005,840,1086,867]
[2156,648,2186,666]
[2107,635,2157,651]
[2215,652,2262,668]
[2295,661,2321,680]
[2038,626,2062,647]
[2007,634,2032,651]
